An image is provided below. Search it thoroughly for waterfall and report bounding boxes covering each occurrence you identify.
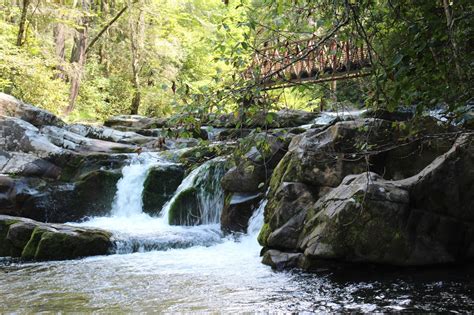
[161,158,227,225]
[110,153,161,217]
[247,199,267,236]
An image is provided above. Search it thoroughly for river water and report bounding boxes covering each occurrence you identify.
[0,152,473,312]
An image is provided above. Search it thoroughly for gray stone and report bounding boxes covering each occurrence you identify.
[0,93,65,127]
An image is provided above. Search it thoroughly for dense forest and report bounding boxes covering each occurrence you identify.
[1,0,472,123]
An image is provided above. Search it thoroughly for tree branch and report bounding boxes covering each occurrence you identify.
[85,5,129,55]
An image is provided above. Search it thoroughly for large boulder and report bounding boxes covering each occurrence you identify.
[221,192,262,234]
[104,115,166,130]
[259,182,317,251]
[260,132,474,269]
[0,93,65,127]
[268,118,454,195]
[0,215,112,260]
[41,125,137,153]
[221,134,288,193]
[219,133,292,234]
[0,170,121,223]
[66,124,154,145]
[0,116,63,157]
[142,164,185,215]
[167,159,228,226]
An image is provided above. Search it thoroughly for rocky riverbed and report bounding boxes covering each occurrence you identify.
[0,91,473,272]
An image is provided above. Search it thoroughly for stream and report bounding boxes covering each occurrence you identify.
[0,136,473,312]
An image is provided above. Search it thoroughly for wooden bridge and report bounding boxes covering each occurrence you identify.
[246,36,372,90]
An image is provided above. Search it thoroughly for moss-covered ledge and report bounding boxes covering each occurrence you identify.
[0,215,113,261]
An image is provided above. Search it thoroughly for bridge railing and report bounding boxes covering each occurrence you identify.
[245,36,371,88]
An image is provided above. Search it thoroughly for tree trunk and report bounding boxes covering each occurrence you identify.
[53,22,67,80]
[16,0,30,46]
[129,5,145,115]
[66,0,90,114]
[442,0,463,81]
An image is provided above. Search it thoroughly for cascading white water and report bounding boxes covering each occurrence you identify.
[111,153,159,217]
[161,157,227,225]
[300,109,368,129]
[247,199,267,236]
[74,153,228,253]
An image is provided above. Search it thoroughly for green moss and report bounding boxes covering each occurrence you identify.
[168,187,200,226]
[223,192,233,209]
[22,228,112,261]
[257,223,271,246]
[21,227,46,260]
[268,153,300,196]
[142,165,184,215]
[179,144,234,168]
[0,219,19,257]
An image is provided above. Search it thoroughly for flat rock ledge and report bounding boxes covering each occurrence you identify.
[0,215,113,261]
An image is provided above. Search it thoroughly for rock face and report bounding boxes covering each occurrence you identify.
[168,159,228,226]
[259,117,473,268]
[0,215,112,261]
[66,124,154,145]
[205,109,318,128]
[0,94,137,222]
[220,133,290,234]
[221,192,262,234]
[104,114,166,130]
[0,170,121,222]
[0,92,65,127]
[142,164,185,215]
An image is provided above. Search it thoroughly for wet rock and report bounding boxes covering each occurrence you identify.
[221,192,262,234]
[104,115,166,130]
[178,143,233,167]
[362,108,414,121]
[261,182,317,251]
[41,125,137,153]
[6,221,36,249]
[0,93,65,127]
[221,134,287,193]
[221,161,267,193]
[167,159,228,226]
[205,109,317,129]
[0,215,112,261]
[66,124,154,145]
[270,109,318,128]
[261,132,474,268]
[142,164,185,215]
[261,249,303,270]
[0,170,121,223]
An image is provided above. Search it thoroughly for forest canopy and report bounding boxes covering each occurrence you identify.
[0,0,472,122]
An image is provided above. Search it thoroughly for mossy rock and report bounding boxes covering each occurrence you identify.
[54,152,127,182]
[0,219,19,257]
[20,227,45,260]
[166,158,228,226]
[178,144,233,168]
[168,187,201,226]
[74,169,121,212]
[142,165,185,215]
[34,230,111,260]
[43,169,121,222]
[257,223,271,247]
[22,227,112,261]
